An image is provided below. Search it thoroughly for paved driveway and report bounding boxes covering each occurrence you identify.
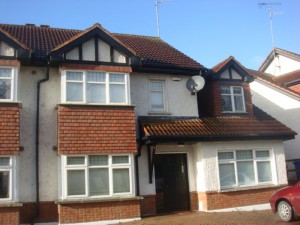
[116,210,300,225]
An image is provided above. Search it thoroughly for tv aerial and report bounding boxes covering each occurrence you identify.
[186,75,205,95]
[155,0,172,37]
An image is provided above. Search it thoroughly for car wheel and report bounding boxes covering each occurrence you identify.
[277,201,294,222]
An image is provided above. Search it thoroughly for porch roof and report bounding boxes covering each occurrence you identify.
[139,106,296,143]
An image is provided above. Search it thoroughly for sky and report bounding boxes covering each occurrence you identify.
[0,0,299,70]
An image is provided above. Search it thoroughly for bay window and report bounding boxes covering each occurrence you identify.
[0,67,17,101]
[0,156,16,201]
[221,86,245,112]
[62,71,129,104]
[218,149,274,189]
[61,155,134,199]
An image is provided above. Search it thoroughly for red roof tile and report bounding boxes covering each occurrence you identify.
[0,23,202,70]
[139,106,296,142]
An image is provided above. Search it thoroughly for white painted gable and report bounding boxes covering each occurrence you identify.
[0,41,15,56]
[220,68,242,80]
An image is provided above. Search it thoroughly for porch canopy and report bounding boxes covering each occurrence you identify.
[139,106,296,144]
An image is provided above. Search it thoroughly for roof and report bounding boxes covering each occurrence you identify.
[248,69,300,97]
[0,23,202,71]
[139,106,296,143]
[259,48,300,72]
[273,69,300,86]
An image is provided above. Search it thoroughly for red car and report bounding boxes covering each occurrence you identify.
[270,181,300,222]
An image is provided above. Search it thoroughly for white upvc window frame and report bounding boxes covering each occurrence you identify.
[0,156,17,202]
[61,154,135,199]
[61,70,130,105]
[0,67,18,102]
[217,149,275,190]
[221,85,246,113]
[149,80,166,112]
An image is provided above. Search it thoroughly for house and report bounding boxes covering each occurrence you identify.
[0,23,296,225]
[249,48,300,182]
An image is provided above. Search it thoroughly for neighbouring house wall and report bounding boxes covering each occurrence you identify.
[131,73,199,118]
[250,80,300,160]
[264,55,300,76]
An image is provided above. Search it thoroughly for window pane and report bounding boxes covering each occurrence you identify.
[112,156,129,164]
[66,83,83,102]
[220,86,230,94]
[87,72,105,82]
[150,82,163,91]
[234,96,245,111]
[236,150,253,160]
[67,170,85,195]
[0,68,12,78]
[109,74,125,83]
[237,161,255,186]
[219,163,236,187]
[67,157,85,165]
[87,83,106,103]
[89,155,108,166]
[257,161,272,182]
[151,92,164,111]
[113,169,130,193]
[66,72,83,81]
[0,171,9,198]
[110,84,125,103]
[256,150,270,158]
[221,95,232,111]
[0,79,11,99]
[233,87,242,94]
[0,157,10,166]
[89,168,109,196]
[218,152,234,160]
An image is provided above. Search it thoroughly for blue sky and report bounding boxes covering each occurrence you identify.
[1,0,299,70]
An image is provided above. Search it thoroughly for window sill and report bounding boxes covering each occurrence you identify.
[147,111,172,115]
[217,183,287,193]
[56,195,143,205]
[56,103,136,109]
[0,101,22,108]
[0,202,23,208]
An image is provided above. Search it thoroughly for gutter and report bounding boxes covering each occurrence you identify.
[31,55,50,225]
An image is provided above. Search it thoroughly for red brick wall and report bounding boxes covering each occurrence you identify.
[60,64,132,73]
[20,202,58,224]
[140,195,156,216]
[0,103,20,155]
[198,81,253,117]
[196,187,280,211]
[57,105,137,154]
[58,200,141,224]
[0,60,20,67]
[0,207,20,225]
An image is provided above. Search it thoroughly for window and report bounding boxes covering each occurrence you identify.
[62,71,129,104]
[221,86,245,112]
[62,155,134,198]
[0,67,17,101]
[149,80,165,112]
[218,150,273,189]
[0,156,16,201]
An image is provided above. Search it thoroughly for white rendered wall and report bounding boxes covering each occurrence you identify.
[264,55,300,76]
[250,80,300,160]
[18,67,59,202]
[131,73,199,117]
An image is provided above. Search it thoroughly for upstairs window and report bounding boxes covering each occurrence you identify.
[0,67,17,101]
[149,80,166,112]
[62,71,129,104]
[218,150,274,189]
[221,86,245,112]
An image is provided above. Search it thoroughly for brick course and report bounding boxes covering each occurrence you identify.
[57,105,137,154]
[140,195,156,216]
[0,207,20,225]
[58,200,140,224]
[0,103,20,155]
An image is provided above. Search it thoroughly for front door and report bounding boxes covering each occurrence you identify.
[155,153,190,212]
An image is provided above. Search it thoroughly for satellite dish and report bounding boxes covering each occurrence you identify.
[186,76,205,93]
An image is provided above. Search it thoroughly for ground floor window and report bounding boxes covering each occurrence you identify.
[218,149,274,189]
[0,156,16,201]
[61,154,134,198]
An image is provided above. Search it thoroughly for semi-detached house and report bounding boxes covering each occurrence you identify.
[0,23,296,225]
